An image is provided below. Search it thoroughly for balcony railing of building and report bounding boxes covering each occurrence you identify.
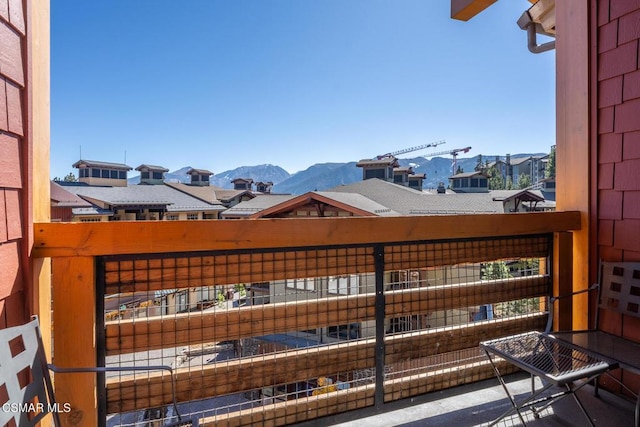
[33,211,581,426]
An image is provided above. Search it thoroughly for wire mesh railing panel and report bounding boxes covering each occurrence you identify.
[101,245,378,426]
[98,234,553,426]
[381,235,552,402]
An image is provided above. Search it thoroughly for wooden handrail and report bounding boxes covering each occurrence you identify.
[34,211,580,258]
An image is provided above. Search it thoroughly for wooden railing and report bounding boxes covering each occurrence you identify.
[34,211,581,426]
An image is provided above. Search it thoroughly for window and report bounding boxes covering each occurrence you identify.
[327,323,360,340]
[141,171,150,179]
[91,168,100,178]
[166,214,179,221]
[364,169,385,180]
[201,175,209,182]
[192,175,200,182]
[453,180,461,189]
[478,178,487,188]
[110,170,118,178]
[102,169,110,178]
[79,217,101,222]
[471,178,479,188]
[187,213,199,220]
[286,278,316,291]
[119,171,127,179]
[328,275,358,295]
[176,291,189,313]
[153,171,163,179]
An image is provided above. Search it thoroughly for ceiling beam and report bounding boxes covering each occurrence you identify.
[450,0,498,21]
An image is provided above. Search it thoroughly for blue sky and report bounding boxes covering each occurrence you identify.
[51,0,555,179]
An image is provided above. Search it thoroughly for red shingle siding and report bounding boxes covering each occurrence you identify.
[618,8,640,44]
[598,40,638,80]
[595,0,640,357]
[599,132,623,163]
[0,132,22,188]
[0,0,27,324]
[623,191,640,218]
[598,1,640,266]
[598,76,623,107]
[623,69,640,101]
[623,131,640,159]
[598,20,618,53]
[599,189,623,219]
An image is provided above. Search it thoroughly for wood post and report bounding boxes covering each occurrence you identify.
[554,232,573,331]
[52,256,97,426]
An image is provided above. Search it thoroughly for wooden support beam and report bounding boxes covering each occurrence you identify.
[33,212,581,258]
[105,315,543,413]
[52,257,97,427]
[553,232,573,331]
[451,0,498,21]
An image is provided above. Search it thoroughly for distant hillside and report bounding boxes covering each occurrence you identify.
[273,163,360,194]
[128,164,290,187]
[210,164,290,188]
[127,153,547,194]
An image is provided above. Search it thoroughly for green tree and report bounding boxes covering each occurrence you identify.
[481,261,512,280]
[516,173,532,189]
[545,146,556,178]
[505,176,514,190]
[487,165,505,190]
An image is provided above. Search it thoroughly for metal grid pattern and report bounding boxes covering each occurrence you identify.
[98,234,552,426]
[481,331,613,384]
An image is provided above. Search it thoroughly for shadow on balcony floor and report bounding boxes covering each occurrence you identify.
[297,372,636,427]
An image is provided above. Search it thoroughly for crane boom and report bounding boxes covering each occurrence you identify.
[376,140,446,159]
[420,146,471,158]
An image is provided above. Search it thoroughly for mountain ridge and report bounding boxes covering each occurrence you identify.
[127,153,547,195]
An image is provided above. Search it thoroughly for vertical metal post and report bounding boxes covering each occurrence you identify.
[96,257,107,427]
[374,244,386,409]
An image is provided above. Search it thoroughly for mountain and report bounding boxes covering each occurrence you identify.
[209,164,290,188]
[272,163,360,194]
[128,164,290,187]
[127,153,546,194]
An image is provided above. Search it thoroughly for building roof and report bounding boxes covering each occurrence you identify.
[50,181,93,207]
[221,178,553,218]
[187,168,213,175]
[449,171,489,179]
[63,184,225,212]
[165,183,250,205]
[72,159,132,171]
[135,164,169,172]
[222,195,297,218]
[356,157,399,167]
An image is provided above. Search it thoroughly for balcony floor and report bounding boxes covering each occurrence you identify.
[297,373,636,427]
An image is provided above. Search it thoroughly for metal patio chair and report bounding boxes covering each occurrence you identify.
[0,316,198,426]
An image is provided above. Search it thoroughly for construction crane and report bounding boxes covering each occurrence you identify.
[420,146,472,173]
[376,140,446,159]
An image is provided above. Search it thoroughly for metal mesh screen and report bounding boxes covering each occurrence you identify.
[98,235,552,426]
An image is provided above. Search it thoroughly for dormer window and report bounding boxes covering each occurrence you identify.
[187,168,214,186]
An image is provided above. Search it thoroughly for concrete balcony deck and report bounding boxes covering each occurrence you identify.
[307,373,636,427]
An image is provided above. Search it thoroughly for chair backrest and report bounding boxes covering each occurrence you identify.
[0,316,60,427]
[596,261,640,328]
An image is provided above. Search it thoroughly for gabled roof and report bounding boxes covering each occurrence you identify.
[248,192,395,218]
[491,189,544,203]
[187,168,213,176]
[50,181,92,207]
[135,164,169,172]
[449,171,489,179]
[356,157,399,167]
[63,184,225,212]
[222,195,297,218]
[72,159,132,171]
[165,182,251,205]
[232,178,254,184]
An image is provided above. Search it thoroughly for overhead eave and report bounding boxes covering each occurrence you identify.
[451,0,538,21]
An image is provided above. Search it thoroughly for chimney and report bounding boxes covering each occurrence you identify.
[437,182,446,194]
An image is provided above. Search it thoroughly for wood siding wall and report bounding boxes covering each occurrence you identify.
[593,0,640,395]
[595,0,640,342]
[0,0,27,328]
